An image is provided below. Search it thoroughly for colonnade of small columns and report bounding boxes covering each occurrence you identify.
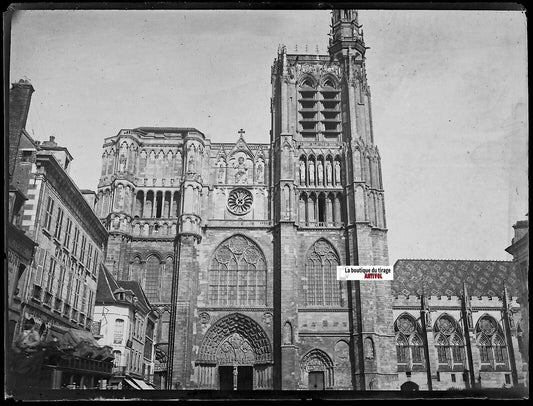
[97,186,180,221]
[133,190,180,219]
[298,155,342,187]
[298,191,343,226]
[101,142,183,182]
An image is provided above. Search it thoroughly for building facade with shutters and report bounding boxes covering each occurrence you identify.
[14,134,108,341]
[93,266,157,389]
[94,10,526,392]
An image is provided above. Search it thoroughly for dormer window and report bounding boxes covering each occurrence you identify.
[113,287,126,301]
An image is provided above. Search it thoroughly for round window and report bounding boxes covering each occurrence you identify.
[227,188,253,215]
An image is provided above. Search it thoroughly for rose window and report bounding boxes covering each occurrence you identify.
[227,188,253,215]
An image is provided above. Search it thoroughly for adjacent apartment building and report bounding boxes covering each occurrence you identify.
[93,265,157,389]
[9,82,108,339]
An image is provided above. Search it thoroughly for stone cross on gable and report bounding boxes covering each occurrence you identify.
[238,129,245,138]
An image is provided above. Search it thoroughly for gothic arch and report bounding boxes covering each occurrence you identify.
[197,313,272,364]
[301,348,334,388]
[433,313,460,335]
[143,250,163,262]
[208,234,267,306]
[299,74,317,88]
[301,348,334,369]
[320,74,339,89]
[304,238,342,307]
[283,321,293,345]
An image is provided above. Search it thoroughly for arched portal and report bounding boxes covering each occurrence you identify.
[301,348,334,389]
[196,313,273,390]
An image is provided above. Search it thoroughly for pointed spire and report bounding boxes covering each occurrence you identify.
[328,9,366,58]
[503,282,512,312]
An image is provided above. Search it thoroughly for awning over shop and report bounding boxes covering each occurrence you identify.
[129,377,155,390]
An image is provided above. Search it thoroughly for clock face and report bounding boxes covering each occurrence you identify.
[227,188,253,215]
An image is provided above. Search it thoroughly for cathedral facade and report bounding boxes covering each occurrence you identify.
[96,10,395,390]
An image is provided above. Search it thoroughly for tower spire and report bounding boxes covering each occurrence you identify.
[328,9,366,59]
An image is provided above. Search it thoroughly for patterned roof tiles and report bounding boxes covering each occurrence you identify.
[393,259,518,298]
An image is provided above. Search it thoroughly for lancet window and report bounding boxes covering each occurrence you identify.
[303,239,341,307]
[433,314,465,369]
[394,314,425,370]
[297,76,341,140]
[476,315,509,369]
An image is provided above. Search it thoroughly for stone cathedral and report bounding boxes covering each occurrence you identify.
[95,10,526,392]
[96,10,392,390]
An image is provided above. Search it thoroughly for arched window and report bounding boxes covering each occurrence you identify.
[450,333,465,364]
[396,334,408,363]
[145,255,161,302]
[493,334,507,363]
[478,334,491,363]
[304,239,341,307]
[208,235,267,306]
[301,78,315,88]
[323,79,336,89]
[436,334,449,364]
[476,315,508,368]
[410,334,424,363]
[394,314,425,368]
[434,314,465,368]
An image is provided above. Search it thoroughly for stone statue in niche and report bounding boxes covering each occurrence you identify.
[188,153,195,173]
[234,156,248,184]
[299,161,306,184]
[317,161,323,185]
[119,155,127,172]
[256,162,264,183]
[334,161,341,184]
[217,158,226,184]
[308,161,315,185]
[326,161,332,185]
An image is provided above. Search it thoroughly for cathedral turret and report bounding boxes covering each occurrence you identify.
[328,9,366,59]
[179,133,205,241]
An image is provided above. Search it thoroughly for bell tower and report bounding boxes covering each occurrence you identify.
[270,9,397,390]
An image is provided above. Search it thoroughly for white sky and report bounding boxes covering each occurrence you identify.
[9,9,528,264]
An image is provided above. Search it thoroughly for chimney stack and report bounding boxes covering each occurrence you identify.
[9,79,35,180]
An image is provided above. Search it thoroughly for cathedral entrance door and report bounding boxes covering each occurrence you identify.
[237,366,253,390]
[219,366,234,390]
[309,371,325,390]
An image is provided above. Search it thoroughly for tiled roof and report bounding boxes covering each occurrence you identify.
[133,127,203,135]
[393,259,518,298]
[117,280,151,311]
[95,265,120,304]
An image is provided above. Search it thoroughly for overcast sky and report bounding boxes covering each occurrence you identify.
[9,8,528,264]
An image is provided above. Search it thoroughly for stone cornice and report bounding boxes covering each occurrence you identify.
[197,307,274,312]
[35,154,108,245]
